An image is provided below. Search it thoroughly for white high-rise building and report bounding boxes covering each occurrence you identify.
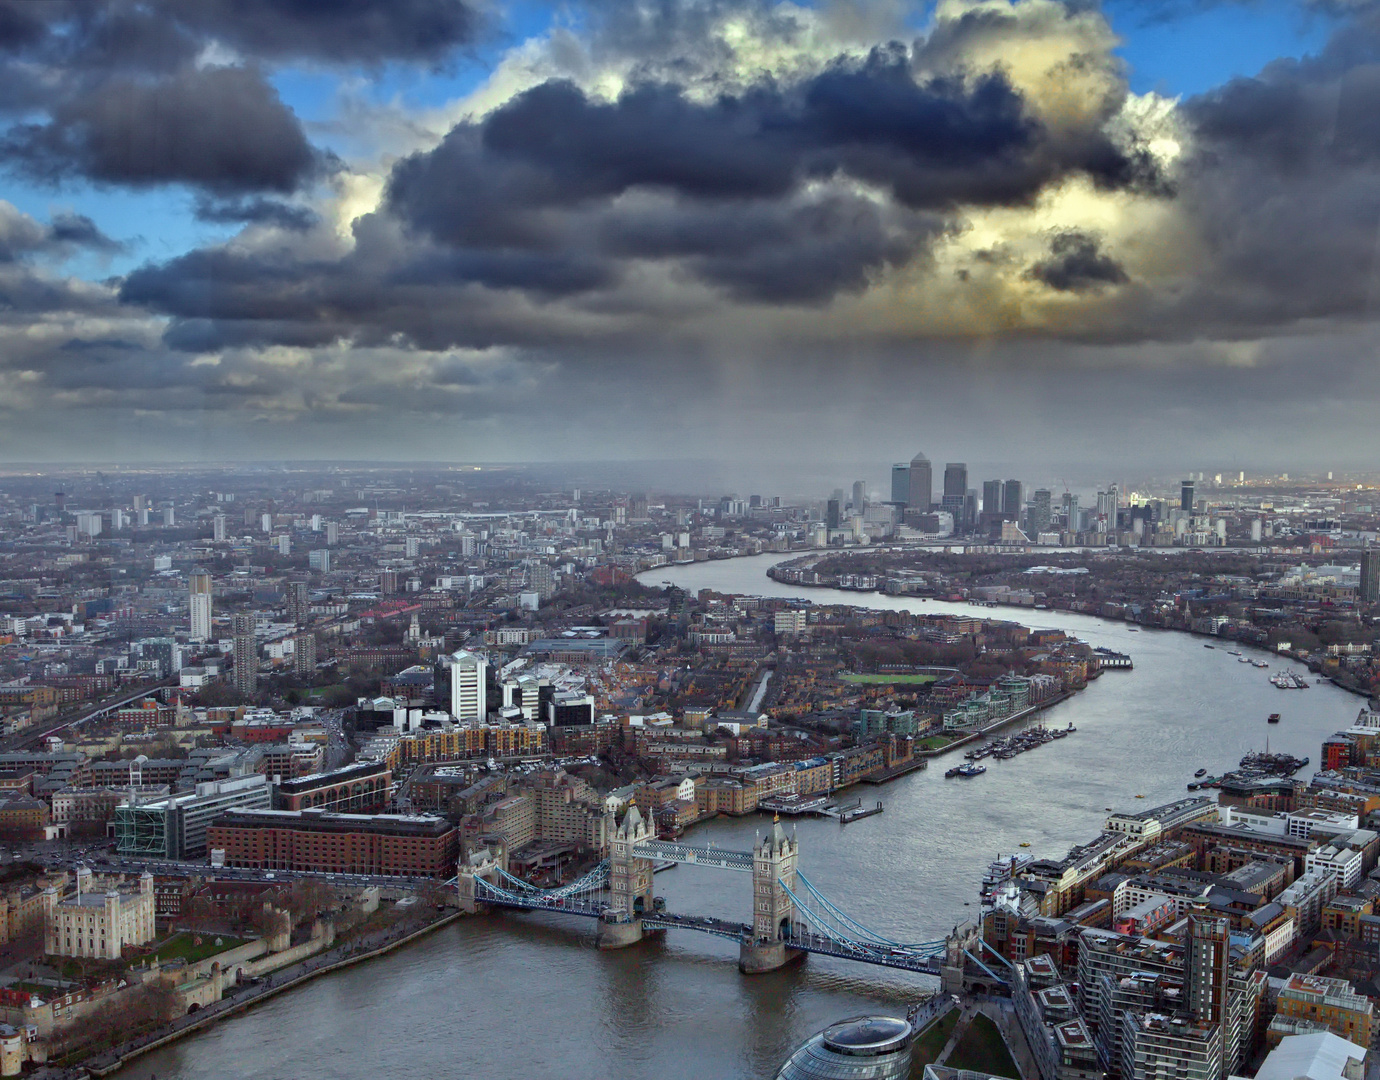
[188,571,212,641]
[449,649,488,723]
[261,512,272,533]
[212,514,226,542]
[163,506,175,526]
[278,534,291,556]
[325,521,339,546]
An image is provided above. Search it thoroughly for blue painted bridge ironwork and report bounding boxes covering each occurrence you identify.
[463,843,957,978]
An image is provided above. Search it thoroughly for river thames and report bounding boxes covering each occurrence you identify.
[118,553,1370,1080]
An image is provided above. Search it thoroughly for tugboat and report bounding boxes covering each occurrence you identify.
[1267,713,1281,724]
[945,762,987,778]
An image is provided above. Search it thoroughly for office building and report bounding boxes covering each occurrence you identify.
[851,480,865,510]
[232,612,257,697]
[983,480,1003,516]
[1181,480,1195,513]
[890,463,910,505]
[188,570,212,641]
[1032,489,1053,533]
[775,1016,913,1080]
[908,453,933,512]
[113,774,272,859]
[943,462,967,501]
[1361,549,1378,604]
[1063,493,1080,531]
[826,499,841,530]
[449,649,488,723]
[207,808,458,877]
[548,692,596,727]
[1097,488,1118,532]
[941,462,967,526]
[275,761,392,813]
[1004,479,1023,520]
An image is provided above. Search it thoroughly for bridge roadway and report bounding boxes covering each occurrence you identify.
[476,888,945,976]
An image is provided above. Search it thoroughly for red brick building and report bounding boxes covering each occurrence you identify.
[274,761,392,813]
[208,808,458,877]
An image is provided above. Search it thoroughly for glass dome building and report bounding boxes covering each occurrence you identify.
[774,1015,914,1079]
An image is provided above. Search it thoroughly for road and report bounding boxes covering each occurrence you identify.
[316,707,349,770]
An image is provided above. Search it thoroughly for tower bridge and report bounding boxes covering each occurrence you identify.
[457,806,990,982]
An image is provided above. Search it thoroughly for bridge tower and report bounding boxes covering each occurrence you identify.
[941,922,980,995]
[456,843,506,914]
[740,817,800,973]
[600,806,653,949]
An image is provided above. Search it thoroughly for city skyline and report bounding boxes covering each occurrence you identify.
[0,0,1375,468]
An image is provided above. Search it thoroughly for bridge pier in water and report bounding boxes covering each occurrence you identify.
[597,913,645,949]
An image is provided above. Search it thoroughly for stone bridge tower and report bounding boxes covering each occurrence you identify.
[741,817,800,973]
[455,843,506,914]
[600,805,653,949]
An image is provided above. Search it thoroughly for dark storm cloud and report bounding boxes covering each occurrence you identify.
[364,53,1157,311]
[1027,230,1128,292]
[115,49,1160,355]
[194,196,321,232]
[167,0,483,65]
[4,66,323,194]
[0,0,482,72]
[0,0,483,196]
[387,54,1151,248]
[46,212,124,252]
[0,205,123,263]
[1161,17,1380,335]
[599,193,942,303]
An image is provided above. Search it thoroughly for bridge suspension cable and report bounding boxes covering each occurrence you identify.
[791,872,947,954]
